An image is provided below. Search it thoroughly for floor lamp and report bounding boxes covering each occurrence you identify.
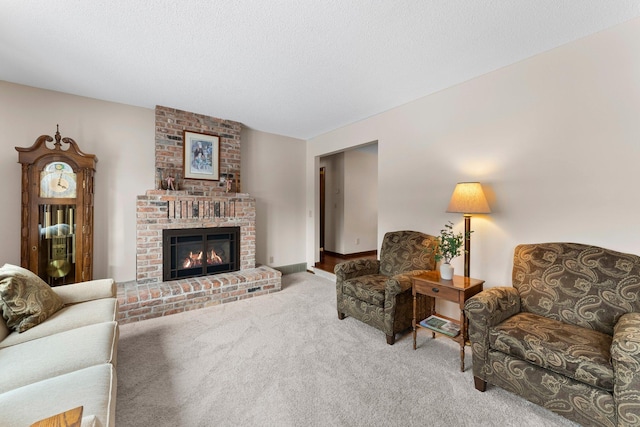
[446,182,491,277]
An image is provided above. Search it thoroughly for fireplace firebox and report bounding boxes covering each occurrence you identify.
[163,227,240,281]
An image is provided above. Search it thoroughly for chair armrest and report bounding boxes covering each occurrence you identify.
[612,312,640,424]
[334,259,380,282]
[51,278,116,305]
[385,270,432,296]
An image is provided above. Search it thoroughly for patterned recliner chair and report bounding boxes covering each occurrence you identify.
[335,230,437,345]
[465,242,640,427]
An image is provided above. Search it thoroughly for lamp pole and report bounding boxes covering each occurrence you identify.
[463,214,471,277]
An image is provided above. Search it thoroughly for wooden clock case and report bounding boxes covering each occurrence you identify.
[15,126,97,285]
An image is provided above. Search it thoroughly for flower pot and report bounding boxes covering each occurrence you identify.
[440,263,454,280]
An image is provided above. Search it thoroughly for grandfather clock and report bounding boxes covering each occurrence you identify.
[15,126,97,286]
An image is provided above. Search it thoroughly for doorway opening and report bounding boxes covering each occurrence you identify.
[319,166,326,264]
[315,142,378,273]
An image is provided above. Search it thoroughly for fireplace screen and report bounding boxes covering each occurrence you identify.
[163,227,240,281]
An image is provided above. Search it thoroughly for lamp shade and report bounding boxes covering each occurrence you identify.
[446,182,491,214]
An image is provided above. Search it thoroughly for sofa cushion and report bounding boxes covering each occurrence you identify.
[0,297,117,349]
[0,321,118,393]
[343,274,388,307]
[0,363,116,427]
[490,312,614,391]
[0,264,64,333]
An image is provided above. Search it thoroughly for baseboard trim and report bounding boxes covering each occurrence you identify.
[273,263,308,275]
[323,250,377,259]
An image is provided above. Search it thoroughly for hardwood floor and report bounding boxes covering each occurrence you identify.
[314,251,377,273]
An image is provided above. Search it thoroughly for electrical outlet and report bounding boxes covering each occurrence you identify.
[269,256,274,263]
[355,238,360,245]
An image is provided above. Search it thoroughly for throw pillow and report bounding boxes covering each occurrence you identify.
[0,264,64,333]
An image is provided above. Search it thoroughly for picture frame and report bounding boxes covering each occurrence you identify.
[183,130,220,180]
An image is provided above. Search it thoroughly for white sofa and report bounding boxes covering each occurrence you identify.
[0,265,118,427]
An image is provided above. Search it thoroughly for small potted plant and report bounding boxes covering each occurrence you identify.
[435,221,469,280]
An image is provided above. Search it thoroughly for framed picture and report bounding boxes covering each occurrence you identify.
[183,131,220,180]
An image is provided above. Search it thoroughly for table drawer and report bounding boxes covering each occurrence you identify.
[415,282,459,301]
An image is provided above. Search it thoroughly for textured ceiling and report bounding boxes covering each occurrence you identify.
[2,1,640,139]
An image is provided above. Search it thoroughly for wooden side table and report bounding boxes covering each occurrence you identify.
[31,406,83,427]
[412,271,484,372]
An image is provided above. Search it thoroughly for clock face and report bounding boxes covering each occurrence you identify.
[40,162,77,198]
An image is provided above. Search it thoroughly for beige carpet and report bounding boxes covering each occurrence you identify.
[116,272,578,426]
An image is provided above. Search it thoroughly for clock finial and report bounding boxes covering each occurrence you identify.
[54,124,62,147]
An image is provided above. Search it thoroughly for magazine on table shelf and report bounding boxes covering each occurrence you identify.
[419,315,460,337]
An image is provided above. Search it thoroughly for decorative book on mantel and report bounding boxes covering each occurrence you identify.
[420,315,460,337]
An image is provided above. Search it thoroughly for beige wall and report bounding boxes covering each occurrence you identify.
[306,17,640,303]
[240,127,306,267]
[0,82,155,282]
[0,83,309,281]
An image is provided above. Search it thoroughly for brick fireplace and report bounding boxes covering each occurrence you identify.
[135,191,256,283]
[117,107,281,324]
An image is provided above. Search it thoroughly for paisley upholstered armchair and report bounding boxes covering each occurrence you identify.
[465,242,640,427]
[335,230,437,345]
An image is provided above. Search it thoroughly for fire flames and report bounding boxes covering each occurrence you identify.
[182,249,224,269]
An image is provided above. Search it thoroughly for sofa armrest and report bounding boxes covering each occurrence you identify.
[465,287,521,328]
[464,287,520,378]
[334,259,380,282]
[51,278,116,305]
[612,312,640,425]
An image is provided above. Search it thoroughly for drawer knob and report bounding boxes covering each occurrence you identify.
[432,287,439,293]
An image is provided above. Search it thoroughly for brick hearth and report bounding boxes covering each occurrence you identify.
[117,266,280,324]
